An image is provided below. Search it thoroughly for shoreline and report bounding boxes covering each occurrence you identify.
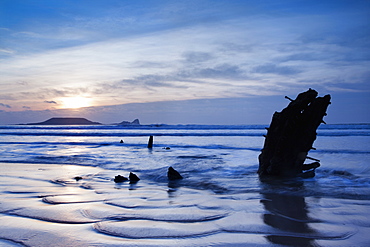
[1,162,369,246]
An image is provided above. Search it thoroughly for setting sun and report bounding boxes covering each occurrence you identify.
[61,97,92,109]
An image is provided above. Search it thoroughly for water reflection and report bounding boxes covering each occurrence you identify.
[260,179,318,246]
[261,193,317,246]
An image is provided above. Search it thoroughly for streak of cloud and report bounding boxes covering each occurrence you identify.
[0,103,11,108]
[0,0,369,123]
[253,63,301,75]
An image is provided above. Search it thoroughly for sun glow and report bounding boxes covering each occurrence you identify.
[61,97,92,109]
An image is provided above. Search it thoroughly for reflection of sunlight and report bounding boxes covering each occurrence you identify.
[64,184,83,194]
[61,162,89,179]
[61,164,90,194]
[63,164,84,172]
[61,147,86,156]
[64,136,89,142]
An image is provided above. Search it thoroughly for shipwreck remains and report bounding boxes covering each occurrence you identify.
[258,89,331,178]
[147,135,154,149]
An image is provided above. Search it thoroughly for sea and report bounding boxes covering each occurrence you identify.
[0,124,370,246]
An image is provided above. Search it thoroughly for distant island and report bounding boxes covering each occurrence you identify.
[26,117,142,125]
[27,118,102,125]
[115,119,141,126]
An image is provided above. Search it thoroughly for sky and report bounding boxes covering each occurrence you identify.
[0,0,369,124]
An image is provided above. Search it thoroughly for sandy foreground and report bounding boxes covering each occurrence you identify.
[0,162,369,246]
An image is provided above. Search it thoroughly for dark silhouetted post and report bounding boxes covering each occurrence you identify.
[147,135,153,148]
[258,89,331,178]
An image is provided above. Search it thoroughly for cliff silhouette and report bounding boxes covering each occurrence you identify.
[27,118,101,125]
[114,119,141,126]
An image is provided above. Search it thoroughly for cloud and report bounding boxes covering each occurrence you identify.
[253,63,301,75]
[0,94,15,100]
[0,103,11,108]
[94,75,186,94]
[175,63,246,81]
[1,90,369,125]
[182,51,214,64]
[93,61,248,94]
[130,61,168,69]
[16,81,29,86]
[0,48,14,54]
[22,87,89,99]
[44,100,57,104]
[22,106,31,109]
[126,75,184,88]
[1,0,369,113]
[277,52,325,62]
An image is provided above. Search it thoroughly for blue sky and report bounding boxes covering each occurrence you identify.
[0,0,369,124]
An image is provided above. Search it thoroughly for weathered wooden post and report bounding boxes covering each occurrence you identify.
[258,89,331,178]
[147,135,153,149]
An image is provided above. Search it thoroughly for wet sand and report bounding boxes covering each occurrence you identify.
[1,163,369,246]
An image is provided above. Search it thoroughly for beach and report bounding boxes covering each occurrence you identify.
[1,162,369,247]
[1,124,370,246]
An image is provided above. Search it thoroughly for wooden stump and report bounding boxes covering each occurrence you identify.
[147,135,153,148]
[258,89,331,177]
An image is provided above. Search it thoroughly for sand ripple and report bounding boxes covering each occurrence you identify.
[0,163,369,246]
[83,204,227,222]
[93,220,220,239]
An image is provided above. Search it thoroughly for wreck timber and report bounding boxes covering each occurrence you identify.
[258,89,331,177]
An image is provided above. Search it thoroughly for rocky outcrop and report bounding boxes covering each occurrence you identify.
[129,172,140,183]
[258,89,331,178]
[117,119,140,126]
[27,118,101,125]
[114,175,128,183]
[114,173,140,183]
[167,167,183,180]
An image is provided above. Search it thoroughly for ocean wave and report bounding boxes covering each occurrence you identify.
[1,123,369,130]
[0,141,262,152]
[0,131,264,137]
[1,131,369,137]
[0,124,268,130]
[0,124,369,139]
[1,140,369,154]
[312,149,370,154]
